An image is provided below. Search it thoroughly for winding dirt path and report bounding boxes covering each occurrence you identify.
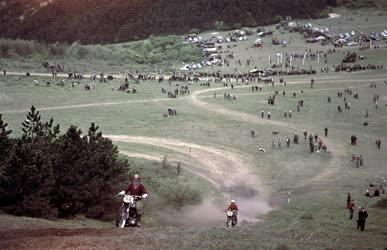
[107,135,271,219]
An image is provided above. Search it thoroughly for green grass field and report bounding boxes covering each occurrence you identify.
[1,11,387,250]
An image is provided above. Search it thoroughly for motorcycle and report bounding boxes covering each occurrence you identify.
[226,210,238,227]
[116,193,142,228]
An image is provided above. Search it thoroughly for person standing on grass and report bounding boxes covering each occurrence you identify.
[357,207,368,231]
[177,162,181,175]
[324,127,328,137]
[293,132,299,144]
[346,192,352,209]
[348,199,355,220]
[376,139,381,149]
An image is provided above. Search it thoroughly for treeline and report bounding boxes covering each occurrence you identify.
[0,0,326,43]
[328,0,378,8]
[0,107,128,219]
[0,36,201,64]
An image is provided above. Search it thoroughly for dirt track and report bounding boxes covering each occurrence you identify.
[107,135,271,217]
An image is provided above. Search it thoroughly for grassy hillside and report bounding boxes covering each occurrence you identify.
[0,0,326,43]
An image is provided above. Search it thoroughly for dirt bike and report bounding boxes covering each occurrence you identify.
[116,194,142,228]
[226,210,238,227]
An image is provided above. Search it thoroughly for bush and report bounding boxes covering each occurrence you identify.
[273,15,283,23]
[0,39,43,58]
[233,23,242,29]
[48,42,65,57]
[320,9,330,18]
[214,20,227,31]
[189,28,200,34]
[158,179,201,206]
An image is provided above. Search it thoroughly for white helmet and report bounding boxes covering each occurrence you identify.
[231,200,236,203]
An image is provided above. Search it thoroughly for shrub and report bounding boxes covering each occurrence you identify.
[233,23,242,29]
[214,20,225,31]
[189,28,200,34]
[273,15,283,23]
[320,9,330,18]
[158,179,201,206]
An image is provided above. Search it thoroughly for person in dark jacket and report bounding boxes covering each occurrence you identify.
[357,207,368,231]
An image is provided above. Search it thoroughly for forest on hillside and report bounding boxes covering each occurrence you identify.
[0,0,326,43]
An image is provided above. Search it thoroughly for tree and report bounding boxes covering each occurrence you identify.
[21,105,41,141]
[0,114,12,162]
[51,125,87,217]
[0,107,59,217]
[0,109,129,220]
[21,106,60,142]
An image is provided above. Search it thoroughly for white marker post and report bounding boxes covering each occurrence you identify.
[211,188,214,201]
[288,189,291,203]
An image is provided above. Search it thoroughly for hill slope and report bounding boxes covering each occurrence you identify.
[0,0,326,44]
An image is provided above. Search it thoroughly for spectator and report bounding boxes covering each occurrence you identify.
[357,207,368,231]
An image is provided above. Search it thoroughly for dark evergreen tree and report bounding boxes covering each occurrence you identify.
[51,125,87,217]
[0,107,58,217]
[1,108,128,220]
[0,114,12,162]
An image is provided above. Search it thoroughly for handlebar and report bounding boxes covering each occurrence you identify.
[117,193,143,199]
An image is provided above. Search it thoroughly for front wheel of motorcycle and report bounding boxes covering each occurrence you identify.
[118,214,127,228]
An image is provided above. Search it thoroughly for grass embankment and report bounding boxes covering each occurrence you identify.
[0,35,201,73]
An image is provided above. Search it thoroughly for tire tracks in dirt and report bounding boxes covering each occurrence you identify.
[107,135,272,221]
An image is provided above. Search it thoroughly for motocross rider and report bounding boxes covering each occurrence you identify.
[119,174,148,226]
[225,200,239,223]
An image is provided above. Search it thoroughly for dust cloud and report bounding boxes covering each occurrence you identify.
[177,175,272,227]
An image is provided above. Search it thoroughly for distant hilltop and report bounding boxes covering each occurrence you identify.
[1,0,330,44]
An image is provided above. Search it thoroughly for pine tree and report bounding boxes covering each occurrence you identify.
[0,114,12,162]
[21,106,42,141]
[0,114,12,138]
[52,125,87,217]
[88,122,102,143]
